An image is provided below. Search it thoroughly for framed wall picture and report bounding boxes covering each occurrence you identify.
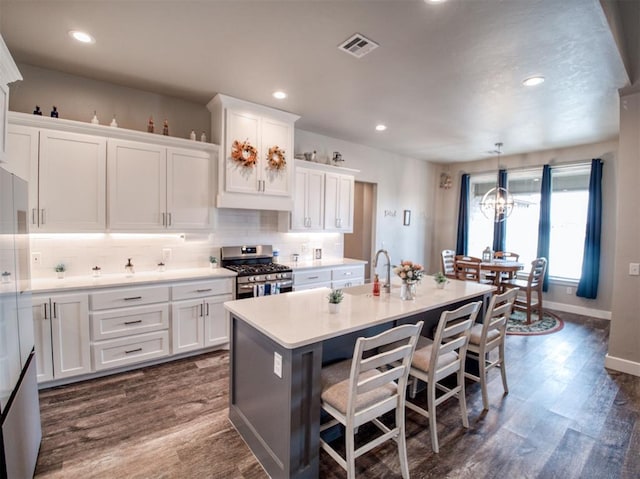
[403,210,411,226]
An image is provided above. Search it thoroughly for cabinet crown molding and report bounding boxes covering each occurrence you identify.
[0,35,22,85]
[207,94,300,124]
[8,111,218,152]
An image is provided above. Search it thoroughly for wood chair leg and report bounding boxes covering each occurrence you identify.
[526,289,533,324]
[499,341,509,394]
[396,405,410,479]
[346,425,356,479]
[427,382,439,453]
[458,366,469,428]
[479,351,489,410]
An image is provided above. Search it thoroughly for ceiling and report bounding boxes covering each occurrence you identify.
[0,0,630,162]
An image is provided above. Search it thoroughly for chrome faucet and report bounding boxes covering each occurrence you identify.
[373,249,391,294]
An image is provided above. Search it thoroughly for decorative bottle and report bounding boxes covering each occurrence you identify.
[50,106,59,118]
[147,116,154,133]
[33,105,42,115]
[91,111,99,124]
[162,119,169,136]
[189,130,196,141]
[125,258,135,276]
[110,115,118,128]
[373,274,381,297]
[200,131,207,142]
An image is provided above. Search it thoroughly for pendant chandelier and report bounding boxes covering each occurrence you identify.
[480,142,514,223]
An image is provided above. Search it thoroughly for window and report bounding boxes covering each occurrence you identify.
[467,163,590,282]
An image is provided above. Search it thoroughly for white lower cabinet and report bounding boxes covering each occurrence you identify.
[293,264,365,291]
[89,285,170,371]
[171,279,233,354]
[32,292,91,382]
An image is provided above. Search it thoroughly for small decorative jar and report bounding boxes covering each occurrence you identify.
[92,266,101,278]
[401,281,417,301]
[157,262,166,272]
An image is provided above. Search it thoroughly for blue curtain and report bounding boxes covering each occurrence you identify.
[492,169,507,252]
[577,159,603,299]
[536,165,552,291]
[456,174,469,255]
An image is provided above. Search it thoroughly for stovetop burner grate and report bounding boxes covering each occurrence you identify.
[225,263,291,276]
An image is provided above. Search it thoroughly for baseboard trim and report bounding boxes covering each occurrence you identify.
[605,354,640,377]
[545,300,611,320]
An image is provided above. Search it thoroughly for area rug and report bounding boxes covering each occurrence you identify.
[506,310,564,336]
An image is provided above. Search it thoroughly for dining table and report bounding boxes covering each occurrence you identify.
[480,259,524,289]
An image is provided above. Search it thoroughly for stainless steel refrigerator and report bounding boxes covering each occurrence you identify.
[0,166,41,478]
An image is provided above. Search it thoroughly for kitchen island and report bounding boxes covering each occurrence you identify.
[224,278,495,479]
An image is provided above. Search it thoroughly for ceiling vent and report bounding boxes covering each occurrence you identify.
[338,33,379,59]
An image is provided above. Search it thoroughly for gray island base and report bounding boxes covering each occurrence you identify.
[225,280,494,478]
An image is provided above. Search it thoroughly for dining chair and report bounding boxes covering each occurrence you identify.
[454,255,492,284]
[404,301,481,453]
[441,249,456,279]
[501,257,547,324]
[465,288,518,410]
[319,321,424,479]
[493,251,521,282]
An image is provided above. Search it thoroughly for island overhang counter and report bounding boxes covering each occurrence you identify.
[224,279,495,479]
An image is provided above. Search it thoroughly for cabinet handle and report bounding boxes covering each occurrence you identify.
[43,303,48,320]
[162,212,166,226]
[124,319,143,325]
[41,209,46,225]
[123,296,143,301]
[52,302,57,319]
[206,303,210,316]
[196,288,212,293]
[200,304,204,317]
[168,212,172,226]
[124,348,143,354]
[31,208,37,225]
[307,276,319,280]
[344,272,352,276]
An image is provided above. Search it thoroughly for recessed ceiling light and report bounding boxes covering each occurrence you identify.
[425,0,447,4]
[272,91,287,100]
[522,76,545,87]
[69,30,95,44]
[375,124,387,131]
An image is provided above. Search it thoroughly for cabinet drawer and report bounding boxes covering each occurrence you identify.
[172,279,233,301]
[293,282,331,292]
[90,286,170,310]
[331,265,364,281]
[294,269,331,286]
[332,278,365,290]
[92,330,169,371]
[90,304,169,341]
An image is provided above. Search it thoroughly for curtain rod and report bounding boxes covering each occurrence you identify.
[457,158,596,176]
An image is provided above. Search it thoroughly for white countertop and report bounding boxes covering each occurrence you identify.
[281,257,367,271]
[224,278,494,349]
[30,267,236,293]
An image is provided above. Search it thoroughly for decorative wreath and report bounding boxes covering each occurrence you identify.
[266,145,286,170]
[231,139,258,167]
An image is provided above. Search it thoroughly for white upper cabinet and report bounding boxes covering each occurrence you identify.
[324,172,354,233]
[108,139,211,231]
[39,129,107,232]
[7,111,215,233]
[282,160,357,233]
[208,94,299,211]
[291,166,325,231]
[8,125,107,232]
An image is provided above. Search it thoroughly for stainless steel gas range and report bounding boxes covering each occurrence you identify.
[221,245,293,299]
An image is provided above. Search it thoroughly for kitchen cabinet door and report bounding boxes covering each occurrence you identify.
[324,172,354,232]
[50,293,91,380]
[204,294,232,347]
[38,129,106,232]
[224,109,260,195]
[31,296,53,383]
[5,124,37,184]
[108,139,167,230]
[171,299,205,354]
[291,167,324,231]
[166,147,210,229]
[261,117,292,197]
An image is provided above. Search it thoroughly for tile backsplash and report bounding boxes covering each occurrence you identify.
[29,209,344,279]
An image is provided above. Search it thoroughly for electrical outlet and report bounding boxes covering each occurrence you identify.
[629,263,640,276]
[32,252,41,267]
[566,287,573,295]
[162,248,172,262]
[273,352,282,378]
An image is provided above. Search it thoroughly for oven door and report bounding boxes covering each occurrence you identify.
[236,280,293,299]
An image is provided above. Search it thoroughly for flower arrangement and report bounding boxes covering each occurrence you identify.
[327,289,344,304]
[393,260,424,283]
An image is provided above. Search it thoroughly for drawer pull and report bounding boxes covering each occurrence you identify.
[125,347,143,354]
[344,272,352,276]
[196,288,213,293]
[124,319,143,325]
[123,296,143,301]
[307,276,319,280]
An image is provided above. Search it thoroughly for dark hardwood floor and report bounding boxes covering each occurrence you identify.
[34,310,640,478]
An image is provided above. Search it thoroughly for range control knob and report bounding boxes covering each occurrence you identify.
[248,276,256,283]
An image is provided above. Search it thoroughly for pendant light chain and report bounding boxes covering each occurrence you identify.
[480,142,514,222]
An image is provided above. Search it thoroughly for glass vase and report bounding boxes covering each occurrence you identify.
[401,281,417,300]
